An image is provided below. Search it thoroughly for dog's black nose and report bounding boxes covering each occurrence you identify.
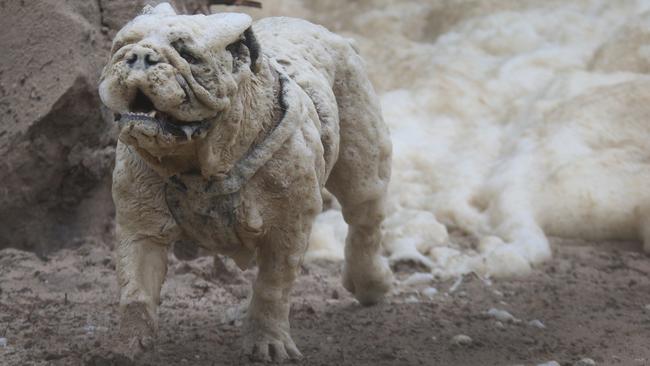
[126,45,160,69]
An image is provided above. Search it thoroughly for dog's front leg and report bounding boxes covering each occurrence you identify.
[244,228,307,362]
[113,227,169,359]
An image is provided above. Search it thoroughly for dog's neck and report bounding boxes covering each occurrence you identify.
[195,60,281,179]
[131,60,282,180]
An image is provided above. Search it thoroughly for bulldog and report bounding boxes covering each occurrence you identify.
[99,3,393,362]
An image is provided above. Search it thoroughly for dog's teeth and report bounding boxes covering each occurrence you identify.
[182,125,194,141]
[148,111,156,117]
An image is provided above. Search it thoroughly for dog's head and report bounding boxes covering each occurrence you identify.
[99,3,261,161]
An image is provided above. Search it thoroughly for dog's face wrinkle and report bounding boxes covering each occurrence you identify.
[174,44,202,66]
[174,74,191,104]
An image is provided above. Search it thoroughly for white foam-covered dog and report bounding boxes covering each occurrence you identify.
[99,3,393,362]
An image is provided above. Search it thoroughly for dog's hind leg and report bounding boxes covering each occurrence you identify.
[325,47,394,306]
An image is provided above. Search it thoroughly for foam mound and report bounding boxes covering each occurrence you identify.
[218,0,650,277]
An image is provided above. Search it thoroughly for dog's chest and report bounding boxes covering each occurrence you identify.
[165,178,258,268]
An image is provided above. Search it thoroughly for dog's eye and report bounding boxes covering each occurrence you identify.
[226,41,243,57]
[180,50,199,64]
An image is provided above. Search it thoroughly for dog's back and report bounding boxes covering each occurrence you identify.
[254,17,354,89]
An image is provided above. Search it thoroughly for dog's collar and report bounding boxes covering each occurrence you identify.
[167,62,305,195]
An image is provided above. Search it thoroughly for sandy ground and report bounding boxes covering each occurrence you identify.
[1,238,650,366]
[3,2,650,365]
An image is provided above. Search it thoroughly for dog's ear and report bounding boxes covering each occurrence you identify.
[243,28,261,73]
[226,27,261,74]
[204,13,256,71]
[141,2,177,16]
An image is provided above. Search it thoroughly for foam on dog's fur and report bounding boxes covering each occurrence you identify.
[298,0,650,277]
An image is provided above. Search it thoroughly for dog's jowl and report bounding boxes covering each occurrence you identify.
[99,3,393,362]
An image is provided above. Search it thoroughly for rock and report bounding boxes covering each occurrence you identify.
[0,0,129,254]
[331,289,339,299]
[0,1,230,256]
[528,319,546,329]
[537,362,560,366]
[402,272,434,286]
[450,334,472,346]
[422,287,438,299]
[575,358,596,366]
[486,308,520,323]
[404,295,419,303]
[448,275,464,293]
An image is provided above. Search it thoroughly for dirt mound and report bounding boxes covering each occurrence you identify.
[0,0,153,254]
[0,0,275,255]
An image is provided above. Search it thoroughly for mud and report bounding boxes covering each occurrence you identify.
[1,238,649,366]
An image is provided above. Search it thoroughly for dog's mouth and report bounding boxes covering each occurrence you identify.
[114,90,212,141]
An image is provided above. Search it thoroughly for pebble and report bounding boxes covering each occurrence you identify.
[528,319,546,329]
[450,334,472,346]
[537,362,560,366]
[644,304,650,312]
[0,337,6,347]
[487,308,519,323]
[404,295,420,303]
[83,324,106,334]
[221,305,245,326]
[448,276,463,293]
[575,358,596,366]
[402,272,434,286]
[422,287,438,299]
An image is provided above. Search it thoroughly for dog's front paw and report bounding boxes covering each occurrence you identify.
[109,302,157,362]
[343,256,393,306]
[243,320,302,363]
